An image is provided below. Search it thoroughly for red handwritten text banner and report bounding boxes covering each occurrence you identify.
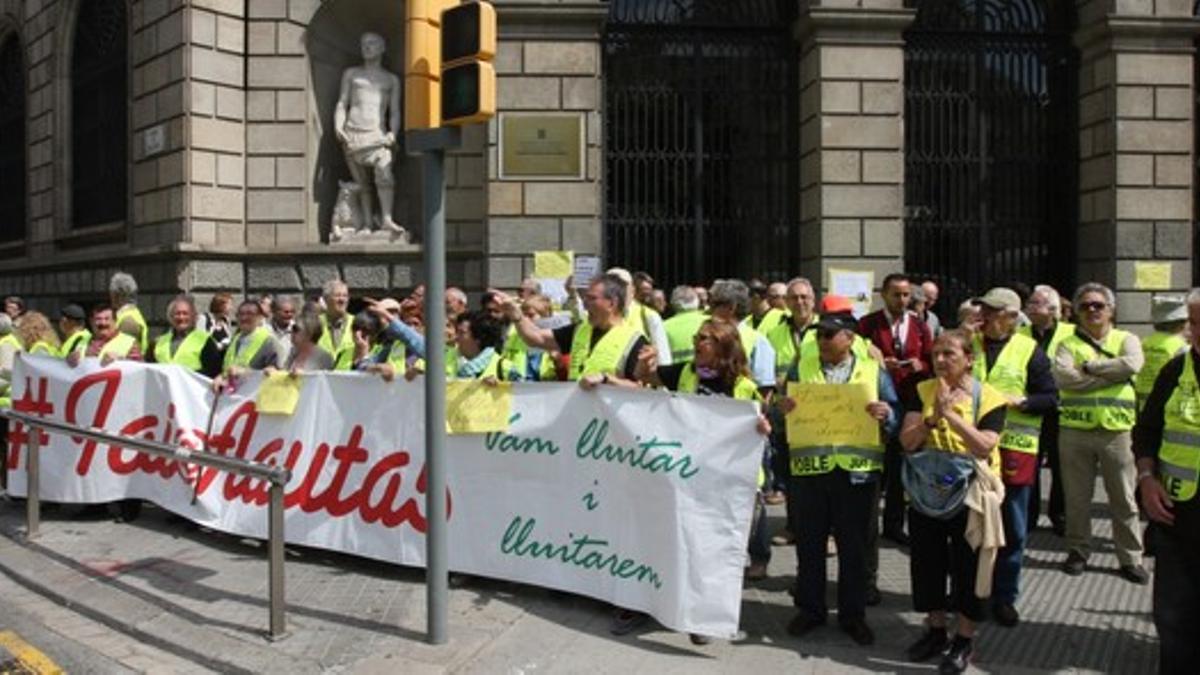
[6,355,761,638]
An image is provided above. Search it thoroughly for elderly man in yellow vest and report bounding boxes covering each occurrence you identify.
[318,280,356,370]
[147,295,221,377]
[1133,287,1200,674]
[497,273,647,386]
[1052,282,1147,584]
[970,288,1058,627]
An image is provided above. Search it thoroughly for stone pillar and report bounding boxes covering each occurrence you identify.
[15,0,54,252]
[1075,1,1200,332]
[794,1,914,298]
[485,1,606,289]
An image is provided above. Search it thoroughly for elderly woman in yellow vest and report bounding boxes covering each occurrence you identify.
[496,274,647,385]
[1051,282,1148,584]
[147,295,221,377]
[109,271,149,356]
[375,301,516,381]
[272,311,335,373]
[1132,288,1200,674]
[14,311,60,358]
[899,330,1008,674]
[778,307,899,649]
[968,288,1058,628]
[212,300,281,392]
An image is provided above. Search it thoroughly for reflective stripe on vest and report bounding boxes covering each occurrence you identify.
[154,329,210,371]
[1135,331,1187,409]
[1160,350,1200,501]
[116,305,149,355]
[789,353,883,476]
[568,321,640,381]
[29,341,57,356]
[1058,330,1138,432]
[224,328,271,369]
[972,333,1041,455]
[317,314,356,371]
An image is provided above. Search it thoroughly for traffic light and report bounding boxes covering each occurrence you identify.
[405,0,458,130]
[440,1,496,126]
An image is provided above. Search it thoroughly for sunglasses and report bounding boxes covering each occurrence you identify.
[1079,301,1108,312]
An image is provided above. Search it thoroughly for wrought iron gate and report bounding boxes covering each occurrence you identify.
[603,0,800,288]
[904,0,1077,312]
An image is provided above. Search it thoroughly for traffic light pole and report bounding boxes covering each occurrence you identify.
[407,126,462,645]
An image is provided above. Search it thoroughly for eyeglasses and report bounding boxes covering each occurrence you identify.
[693,333,716,343]
[1079,301,1108,312]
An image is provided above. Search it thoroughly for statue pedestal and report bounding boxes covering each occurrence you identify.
[328,228,420,250]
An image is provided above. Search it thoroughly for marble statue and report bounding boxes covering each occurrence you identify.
[332,32,406,242]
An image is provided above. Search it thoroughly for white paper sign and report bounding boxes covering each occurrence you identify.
[573,256,602,288]
[828,268,875,318]
[5,355,761,638]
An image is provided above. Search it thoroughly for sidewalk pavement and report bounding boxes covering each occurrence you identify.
[0,476,1158,674]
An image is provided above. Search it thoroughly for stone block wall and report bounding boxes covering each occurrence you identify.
[795,2,912,297]
[485,1,606,288]
[1075,0,1198,331]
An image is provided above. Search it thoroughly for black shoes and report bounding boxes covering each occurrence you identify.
[839,618,875,646]
[906,626,949,662]
[939,635,974,674]
[786,612,826,638]
[1061,552,1086,576]
[1119,564,1150,585]
[992,602,1019,627]
[864,585,882,607]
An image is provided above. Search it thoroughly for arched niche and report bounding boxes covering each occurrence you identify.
[306,0,421,242]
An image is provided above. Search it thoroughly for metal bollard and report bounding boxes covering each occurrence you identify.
[25,423,39,539]
[268,481,286,639]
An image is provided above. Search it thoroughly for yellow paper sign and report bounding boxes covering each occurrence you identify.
[446,381,513,434]
[257,372,302,415]
[1134,261,1171,290]
[785,382,878,449]
[534,250,574,279]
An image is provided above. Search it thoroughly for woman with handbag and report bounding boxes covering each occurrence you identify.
[898,330,1008,674]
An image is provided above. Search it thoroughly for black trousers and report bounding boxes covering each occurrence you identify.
[791,470,877,623]
[1153,504,1200,675]
[909,507,985,622]
[1029,414,1064,530]
[882,437,906,533]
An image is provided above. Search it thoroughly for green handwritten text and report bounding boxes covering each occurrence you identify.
[484,414,561,456]
[575,418,698,479]
[500,515,663,589]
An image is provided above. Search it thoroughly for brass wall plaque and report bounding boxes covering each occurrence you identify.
[499,113,584,179]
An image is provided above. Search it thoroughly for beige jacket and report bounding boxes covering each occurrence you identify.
[964,456,1006,598]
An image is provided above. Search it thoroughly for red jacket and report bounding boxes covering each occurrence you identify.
[857,309,933,390]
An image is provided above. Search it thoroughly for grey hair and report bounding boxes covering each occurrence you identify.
[0,314,11,335]
[446,287,468,306]
[520,278,542,294]
[670,285,699,312]
[322,279,348,298]
[786,277,813,293]
[165,294,197,321]
[709,279,751,318]
[109,272,139,302]
[593,273,628,314]
[1185,288,1200,307]
[1031,284,1062,313]
[1072,282,1116,310]
[273,294,297,310]
[293,310,324,343]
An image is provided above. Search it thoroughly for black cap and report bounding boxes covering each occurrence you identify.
[748,279,768,296]
[815,311,858,333]
[60,304,86,321]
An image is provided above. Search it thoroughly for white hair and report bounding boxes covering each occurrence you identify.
[1072,282,1116,310]
[109,272,138,302]
[1031,284,1062,313]
[670,285,698,312]
[323,279,348,298]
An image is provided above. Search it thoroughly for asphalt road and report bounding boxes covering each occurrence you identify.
[0,580,133,675]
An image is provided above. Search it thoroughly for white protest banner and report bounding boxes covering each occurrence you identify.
[5,355,761,638]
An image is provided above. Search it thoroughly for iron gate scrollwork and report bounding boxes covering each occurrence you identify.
[603,0,800,288]
[904,0,1077,313]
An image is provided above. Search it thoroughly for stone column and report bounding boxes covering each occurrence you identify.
[1075,0,1200,332]
[794,1,914,298]
[485,1,607,289]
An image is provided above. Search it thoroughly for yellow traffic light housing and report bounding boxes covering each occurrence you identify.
[405,0,458,130]
[440,2,497,127]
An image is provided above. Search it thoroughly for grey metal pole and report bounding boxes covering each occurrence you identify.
[26,424,39,539]
[268,481,286,639]
[422,146,448,645]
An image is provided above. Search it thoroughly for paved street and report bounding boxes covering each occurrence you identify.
[0,474,1157,674]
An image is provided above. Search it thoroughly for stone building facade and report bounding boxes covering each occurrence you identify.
[0,0,1196,332]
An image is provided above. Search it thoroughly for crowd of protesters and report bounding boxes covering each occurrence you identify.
[0,267,1196,674]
